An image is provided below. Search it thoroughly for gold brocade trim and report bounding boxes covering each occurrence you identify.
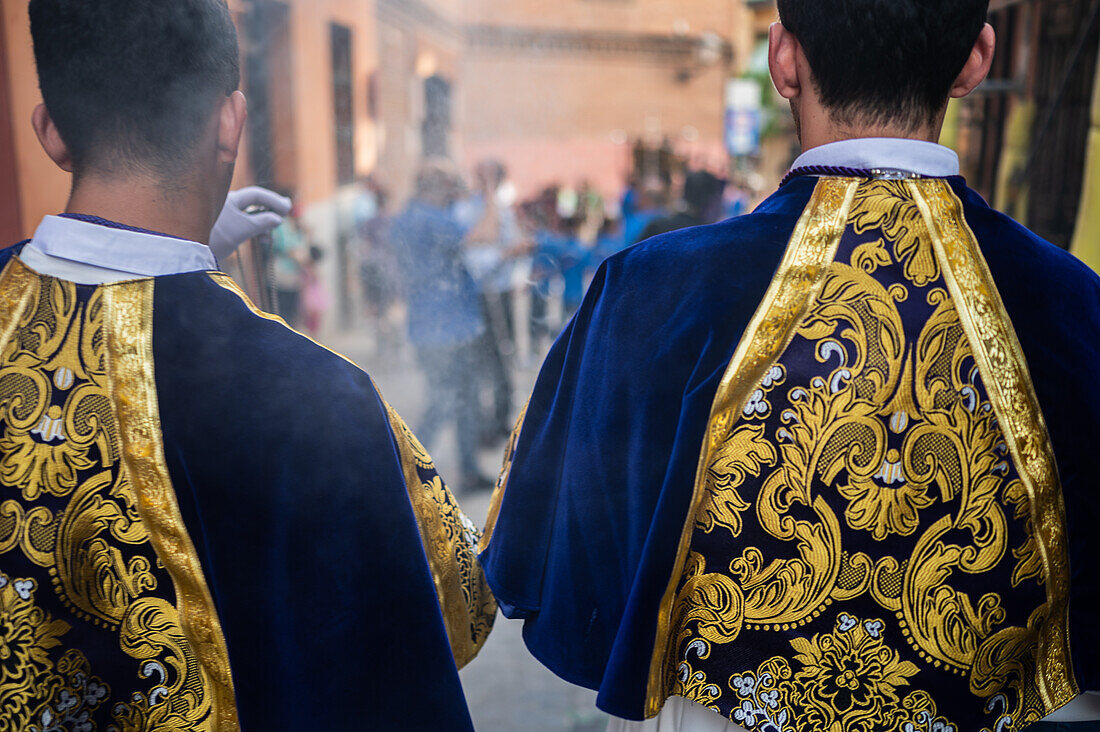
[211,272,497,665]
[644,178,861,717]
[907,179,1077,707]
[479,400,529,553]
[102,282,239,730]
[209,274,360,368]
[383,403,495,669]
[0,258,36,357]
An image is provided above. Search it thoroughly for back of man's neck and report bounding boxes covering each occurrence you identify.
[66,176,213,245]
[801,124,941,153]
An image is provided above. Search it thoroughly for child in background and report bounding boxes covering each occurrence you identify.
[301,245,330,338]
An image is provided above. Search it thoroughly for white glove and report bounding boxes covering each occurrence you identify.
[209,186,293,260]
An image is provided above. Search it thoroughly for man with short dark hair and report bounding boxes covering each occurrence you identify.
[480,2,1100,730]
[0,1,493,728]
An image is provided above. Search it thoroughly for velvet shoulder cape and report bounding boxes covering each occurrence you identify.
[0,245,491,731]
[479,177,1100,722]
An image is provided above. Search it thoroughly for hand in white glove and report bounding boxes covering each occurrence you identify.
[209,186,293,261]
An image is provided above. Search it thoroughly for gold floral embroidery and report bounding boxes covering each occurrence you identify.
[480,401,529,553]
[908,180,1074,707]
[653,179,1074,730]
[384,403,496,668]
[0,574,69,732]
[790,613,919,730]
[110,598,220,730]
[0,280,116,503]
[838,471,934,541]
[677,614,951,732]
[0,260,237,730]
[696,424,776,538]
[850,181,938,287]
[1004,480,1043,587]
[671,552,745,649]
[670,652,722,713]
[104,282,237,728]
[35,649,112,732]
[647,178,861,714]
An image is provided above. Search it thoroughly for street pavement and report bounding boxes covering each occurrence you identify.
[328,328,610,732]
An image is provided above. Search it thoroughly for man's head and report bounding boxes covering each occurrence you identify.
[771,0,994,144]
[414,159,464,209]
[475,159,507,196]
[29,0,245,194]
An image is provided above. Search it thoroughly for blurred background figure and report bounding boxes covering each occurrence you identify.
[301,244,330,337]
[390,159,493,493]
[455,159,525,444]
[638,169,727,241]
[353,176,403,355]
[622,176,670,247]
[271,198,309,328]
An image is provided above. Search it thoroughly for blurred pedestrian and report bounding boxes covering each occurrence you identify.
[523,186,565,350]
[353,176,402,354]
[538,216,589,322]
[271,197,307,326]
[638,169,727,241]
[623,176,669,246]
[391,160,493,492]
[456,159,524,443]
[301,244,330,337]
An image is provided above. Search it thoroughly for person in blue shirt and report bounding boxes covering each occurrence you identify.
[454,160,525,444]
[391,160,493,492]
[622,177,670,247]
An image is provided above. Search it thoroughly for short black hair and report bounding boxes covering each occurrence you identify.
[29,0,240,177]
[776,0,988,130]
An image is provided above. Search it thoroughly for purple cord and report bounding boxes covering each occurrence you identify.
[780,165,955,188]
[780,165,881,187]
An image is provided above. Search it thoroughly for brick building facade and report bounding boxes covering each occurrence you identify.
[458,0,766,197]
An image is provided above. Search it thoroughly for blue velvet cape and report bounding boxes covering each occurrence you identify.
[0,244,491,731]
[479,176,1100,721]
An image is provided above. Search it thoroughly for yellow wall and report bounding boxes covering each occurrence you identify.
[1072,54,1100,272]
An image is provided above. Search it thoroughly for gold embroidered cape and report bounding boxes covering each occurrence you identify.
[481,176,1091,731]
[0,254,494,730]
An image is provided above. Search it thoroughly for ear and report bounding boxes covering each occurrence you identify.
[769,22,801,100]
[31,104,73,173]
[217,90,248,164]
[950,23,996,99]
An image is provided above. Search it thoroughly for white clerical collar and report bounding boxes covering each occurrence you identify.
[790,138,960,178]
[20,215,217,285]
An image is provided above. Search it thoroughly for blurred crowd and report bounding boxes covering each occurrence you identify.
[268,157,752,492]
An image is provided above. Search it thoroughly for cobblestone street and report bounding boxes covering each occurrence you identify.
[328,330,610,732]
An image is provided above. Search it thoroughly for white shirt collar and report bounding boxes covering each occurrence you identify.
[20,215,217,285]
[790,138,960,178]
